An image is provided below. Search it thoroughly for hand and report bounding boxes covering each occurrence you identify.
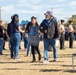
[57,37,60,40]
[44,30,47,33]
[22,30,25,33]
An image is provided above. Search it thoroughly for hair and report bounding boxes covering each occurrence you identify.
[31,16,38,26]
[12,14,19,23]
[69,20,73,24]
[31,16,37,20]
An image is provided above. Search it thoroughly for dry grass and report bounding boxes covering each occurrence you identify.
[0,41,76,75]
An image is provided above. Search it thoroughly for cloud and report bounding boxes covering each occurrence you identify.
[69,1,76,7]
[46,4,65,8]
[57,0,64,2]
[18,10,44,14]
[19,0,42,4]
[2,5,15,14]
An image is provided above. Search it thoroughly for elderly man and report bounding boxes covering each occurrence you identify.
[40,11,60,63]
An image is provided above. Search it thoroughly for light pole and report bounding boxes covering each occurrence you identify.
[51,8,53,15]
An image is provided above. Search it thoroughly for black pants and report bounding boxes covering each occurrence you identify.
[60,34,65,49]
[31,46,41,61]
[69,33,74,48]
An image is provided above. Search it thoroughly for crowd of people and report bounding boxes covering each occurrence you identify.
[0,11,75,63]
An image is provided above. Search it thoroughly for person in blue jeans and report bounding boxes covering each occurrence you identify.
[40,11,60,63]
[0,20,4,55]
[7,14,24,59]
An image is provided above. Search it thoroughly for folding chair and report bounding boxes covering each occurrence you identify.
[72,53,76,71]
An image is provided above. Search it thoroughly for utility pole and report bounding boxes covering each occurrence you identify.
[51,8,53,15]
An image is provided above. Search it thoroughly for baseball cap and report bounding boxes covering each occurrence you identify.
[44,11,53,16]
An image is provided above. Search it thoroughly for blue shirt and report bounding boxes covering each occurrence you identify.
[9,22,20,34]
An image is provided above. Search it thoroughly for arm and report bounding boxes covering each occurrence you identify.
[18,26,25,33]
[39,22,47,33]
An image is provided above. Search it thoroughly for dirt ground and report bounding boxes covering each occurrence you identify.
[0,41,76,75]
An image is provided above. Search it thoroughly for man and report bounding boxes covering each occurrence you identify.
[0,20,4,55]
[59,20,65,50]
[40,11,60,63]
[68,20,74,48]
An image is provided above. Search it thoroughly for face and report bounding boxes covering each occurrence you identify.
[45,14,51,20]
[0,21,3,26]
[71,22,73,25]
[61,22,64,25]
[31,19,37,25]
[15,16,19,22]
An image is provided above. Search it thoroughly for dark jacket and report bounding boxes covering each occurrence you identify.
[39,17,60,39]
[0,26,4,38]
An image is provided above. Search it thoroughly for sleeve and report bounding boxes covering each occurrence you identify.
[26,22,30,33]
[39,22,45,33]
[7,24,10,36]
[54,20,60,38]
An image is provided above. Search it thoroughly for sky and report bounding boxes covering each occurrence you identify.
[0,0,76,23]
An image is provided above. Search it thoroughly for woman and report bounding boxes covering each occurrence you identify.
[8,14,24,59]
[68,20,74,48]
[26,16,41,62]
[0,20,4,55]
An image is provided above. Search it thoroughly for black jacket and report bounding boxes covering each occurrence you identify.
[39,17,60,39]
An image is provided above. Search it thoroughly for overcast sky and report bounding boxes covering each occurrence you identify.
[0,0,76,23]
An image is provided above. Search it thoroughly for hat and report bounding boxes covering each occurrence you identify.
[44,11,53,16]
[61,20,64,22]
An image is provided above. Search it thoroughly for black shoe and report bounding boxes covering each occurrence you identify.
[60,48,65,50]
[38,55,41,61]
[19,47,21,49]
[11,56,14,59]
[3,48,6,50]
[31,60,36,63]
[0,53,3,55]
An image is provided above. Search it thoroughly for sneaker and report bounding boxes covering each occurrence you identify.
[53,59,58,62]
[43,60,49,63]
[14,57,20,60]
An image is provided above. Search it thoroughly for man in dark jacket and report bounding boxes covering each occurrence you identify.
[40,11,60,63]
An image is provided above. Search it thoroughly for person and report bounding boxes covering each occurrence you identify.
[22,25,28,51]
[59,20,65,50]
[8,14,24,59]
[26,16,41,62]
[22,24,31,56]
[0,20,4,55]
[3,28,8,50]
[68,20,74,48]
[40,11,60,63]
[73,26,76,40]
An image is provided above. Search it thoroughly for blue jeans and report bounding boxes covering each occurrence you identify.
[10,33,21,58]
[24,37,28,49]
[27,44,31,56]
[43,38,58,60]
[0,38,4,54]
